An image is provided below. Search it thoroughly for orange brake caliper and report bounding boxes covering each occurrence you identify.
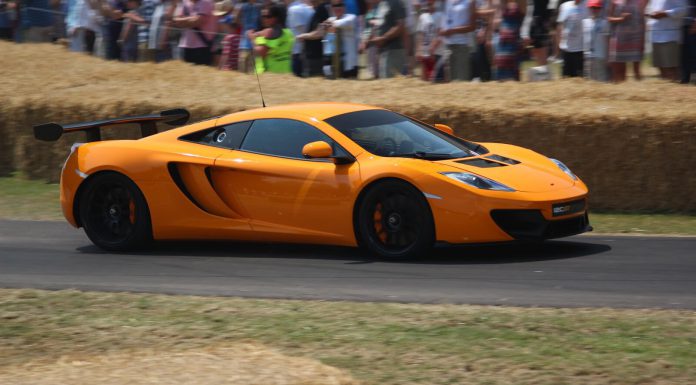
[373,203,387,243]
[129,199,136,224]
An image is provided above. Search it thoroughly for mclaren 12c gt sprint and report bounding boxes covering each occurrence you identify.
[34,103,591,258]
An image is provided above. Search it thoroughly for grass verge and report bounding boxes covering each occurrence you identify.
[1,289,695,385]
[1,175,695,235]
[589,212,696,235]
[0,174,61,221]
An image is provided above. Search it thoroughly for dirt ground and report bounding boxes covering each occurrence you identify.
[0,344,359,385]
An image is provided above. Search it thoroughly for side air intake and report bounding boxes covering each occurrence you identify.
[167,163,242,218]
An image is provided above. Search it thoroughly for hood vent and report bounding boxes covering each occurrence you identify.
[485,154,521,165]
[456,158,506,168]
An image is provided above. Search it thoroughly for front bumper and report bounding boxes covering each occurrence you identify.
[490,210,592,240]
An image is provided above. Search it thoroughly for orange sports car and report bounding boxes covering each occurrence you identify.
[34,103,590,258]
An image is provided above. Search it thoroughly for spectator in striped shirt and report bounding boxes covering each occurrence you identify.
[219,13,241,70]
[122,0,160,60]
[138,0,160,60]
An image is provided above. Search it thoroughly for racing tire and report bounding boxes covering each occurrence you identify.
[356,180,435,259]
[78,172,152,251]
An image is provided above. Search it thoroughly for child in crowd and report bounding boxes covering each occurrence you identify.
[583,0,609,81]
[494,0,526,81]
[219,14,241,71]
[415,0,445,82]
[212,2,233,68]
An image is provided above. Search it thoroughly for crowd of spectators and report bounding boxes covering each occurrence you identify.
[1,0,695,83]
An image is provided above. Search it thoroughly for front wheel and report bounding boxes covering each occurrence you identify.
[356,180,435,259]
[78,172,152,251]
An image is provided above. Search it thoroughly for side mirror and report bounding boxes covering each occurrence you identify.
[434,124,454,136]
[302,141,334,159]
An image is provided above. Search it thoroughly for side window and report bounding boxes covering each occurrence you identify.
[179,121,252,149]
[240,119,346,160]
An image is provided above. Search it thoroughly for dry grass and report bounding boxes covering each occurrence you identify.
[1,41,695,212]
[1,289,696,385]
[2,42,695,118]
[2,42,694,118]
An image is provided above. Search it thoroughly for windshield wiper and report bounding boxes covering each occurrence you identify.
[397,151,457,160]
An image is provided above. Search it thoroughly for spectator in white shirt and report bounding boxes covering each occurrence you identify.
[557,0,587,77]
[439,0,476,81]
[66,0,102,53]
[325,0,358,77]
[287,0,314,76]
[647,0,687,80]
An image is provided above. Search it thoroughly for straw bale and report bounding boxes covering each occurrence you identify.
[0,343,360,385]
[1,41,695,211]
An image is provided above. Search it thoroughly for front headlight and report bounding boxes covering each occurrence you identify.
[441,172,515,192]
[550,158,578,181]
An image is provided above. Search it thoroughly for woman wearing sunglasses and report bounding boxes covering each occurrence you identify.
[248,4,295,73]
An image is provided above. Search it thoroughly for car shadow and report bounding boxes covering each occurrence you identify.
[76,237,612,265]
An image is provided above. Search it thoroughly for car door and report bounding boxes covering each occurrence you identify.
[212,118,361,245]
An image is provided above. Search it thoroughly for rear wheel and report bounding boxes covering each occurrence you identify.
[356,180,435,259]
[78,172,152,251]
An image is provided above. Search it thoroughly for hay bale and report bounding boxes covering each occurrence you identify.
[1,41,694,212]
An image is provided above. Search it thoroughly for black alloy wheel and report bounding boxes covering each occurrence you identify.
[357,180,435,259]
[78,172,152,251]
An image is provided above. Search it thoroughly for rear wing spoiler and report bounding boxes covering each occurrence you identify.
[33,108,190,142]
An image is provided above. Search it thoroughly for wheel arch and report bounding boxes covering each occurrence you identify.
[351,177,435,247]
[72,170,150,229]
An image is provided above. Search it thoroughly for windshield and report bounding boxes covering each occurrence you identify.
[324,109,486,160]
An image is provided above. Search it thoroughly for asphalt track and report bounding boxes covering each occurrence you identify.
[1,220,695,309]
